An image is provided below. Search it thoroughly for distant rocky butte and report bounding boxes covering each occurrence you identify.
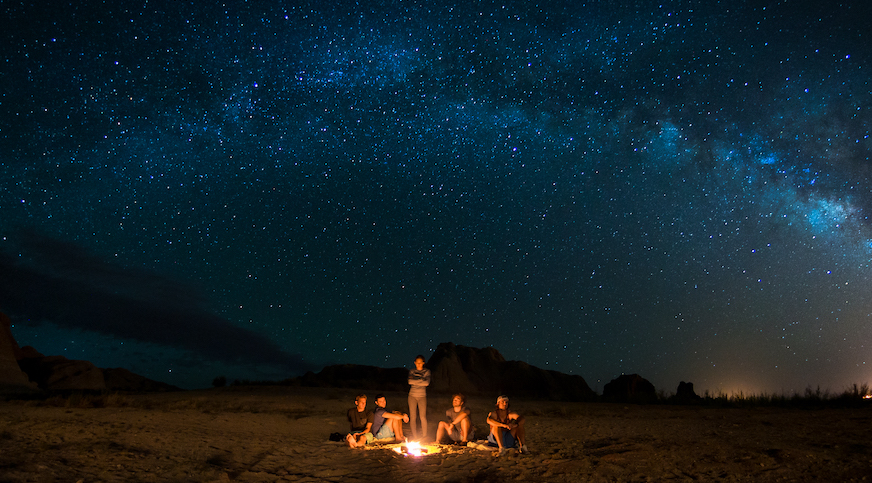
[0,310,179,394]
[427,342,596,401]
[296,364,409,392]
[602,373,657,403]
[293,342,596,401]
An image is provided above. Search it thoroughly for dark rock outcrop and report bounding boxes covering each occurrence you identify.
[2,309,180,393]
[285,343,596,401]
[675,381,701,403]
[0,311,39,394]
[426,342,596,401]
[602,374,657,403]
[296,364,409,392]
[17,353,181,393]
[103,368,180,392]
[18,355,108,391]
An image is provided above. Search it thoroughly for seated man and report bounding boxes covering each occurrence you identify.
[435,393,474,444]
[486,395,527,454]
[371,394,410,442]
[345,393,373,448]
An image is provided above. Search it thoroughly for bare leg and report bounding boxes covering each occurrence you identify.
[391,417,405,441]
[510,420,526,446]
[346,433,366,448]
[459,418,471,442]
[490,426,505,450]
[435,421,449,443]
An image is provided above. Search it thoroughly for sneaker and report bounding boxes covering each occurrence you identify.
[519,444,528,454]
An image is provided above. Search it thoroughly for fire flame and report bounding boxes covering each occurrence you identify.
[864,394,872,400]
[393,441,428,457]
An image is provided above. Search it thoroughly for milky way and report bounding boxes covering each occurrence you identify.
[1,0,870,393]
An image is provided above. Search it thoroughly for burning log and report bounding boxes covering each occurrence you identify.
[392,441,440,457]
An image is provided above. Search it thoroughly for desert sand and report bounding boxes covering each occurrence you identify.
[1,386,870,482]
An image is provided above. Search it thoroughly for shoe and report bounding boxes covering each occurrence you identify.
[519,444,528,454]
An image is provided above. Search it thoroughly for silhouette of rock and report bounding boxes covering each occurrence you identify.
[2,310,179,393]
[675,381,701,403]
[297,364,409,392]
[0,311,39,394]
[16,345,44,360]
[103,367,180,392]
[427,342,596,401]
[283,343,596,401]
[18,355,108,391]
[603,374,656,403]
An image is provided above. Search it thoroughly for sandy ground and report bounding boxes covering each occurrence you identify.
[1,386,871,482]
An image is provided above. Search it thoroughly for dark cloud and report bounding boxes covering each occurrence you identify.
[0,229,310,373]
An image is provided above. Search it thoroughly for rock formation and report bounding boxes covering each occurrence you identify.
[1,309,179,393]
[0,311,39,394]
[285,343,596,401]
[102,367,180,392]
[426,342,596,401]
[17,354,108,391]
[296,364,408,392]
[674,381,701,403]
[602,373,657,403]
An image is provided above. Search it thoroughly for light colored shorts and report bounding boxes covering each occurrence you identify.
[374,423,395,440]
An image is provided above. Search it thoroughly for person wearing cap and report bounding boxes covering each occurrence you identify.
[486,395,528,454]
[370,394,410,442]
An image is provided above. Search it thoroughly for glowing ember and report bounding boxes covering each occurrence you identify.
[392,441,431,457]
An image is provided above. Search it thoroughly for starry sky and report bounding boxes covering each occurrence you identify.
[1,0,870,394]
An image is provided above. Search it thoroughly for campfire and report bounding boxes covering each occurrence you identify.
[392,441,439,457]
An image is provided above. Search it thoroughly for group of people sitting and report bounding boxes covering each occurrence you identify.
[345,392,528,455]
[344,355,528,454]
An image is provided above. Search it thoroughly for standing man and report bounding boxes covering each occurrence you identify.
[371,394,410,441]
[486,395,527,454]
[407,355,431,440]
[346,394,373,448]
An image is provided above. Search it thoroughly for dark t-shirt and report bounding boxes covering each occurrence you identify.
[371,406,389,435]
[347,407,374,433]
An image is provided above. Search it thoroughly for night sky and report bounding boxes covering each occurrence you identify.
[2,0,870,394]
